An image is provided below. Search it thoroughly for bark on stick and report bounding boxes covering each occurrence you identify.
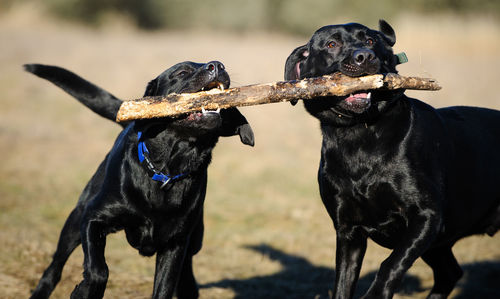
[116,73,441,122]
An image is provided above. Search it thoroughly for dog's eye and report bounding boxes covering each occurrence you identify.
[327,41,337,48]
[176,70,189,77]
[365,38,374,46]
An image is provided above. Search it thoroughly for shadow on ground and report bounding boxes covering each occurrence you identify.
[201,244,500,299]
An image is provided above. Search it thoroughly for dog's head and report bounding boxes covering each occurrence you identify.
[142,61,254,146]
[285,20,401,120]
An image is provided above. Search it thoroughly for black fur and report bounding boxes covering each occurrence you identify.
[25,61,254,299]
[285,20,500,299]
[24,64,123,125]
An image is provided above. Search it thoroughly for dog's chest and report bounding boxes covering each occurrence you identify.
[123,211,190,256]
[123,186,205,256]
[319,158,410,247]
[124,216,156,256]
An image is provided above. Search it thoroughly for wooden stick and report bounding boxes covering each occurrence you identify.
[116,73,441,122]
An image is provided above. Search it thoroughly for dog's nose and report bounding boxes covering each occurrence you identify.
[353,49,376,66]
[205,61,225,74]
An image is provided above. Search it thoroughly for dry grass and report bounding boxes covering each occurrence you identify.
[1,3,499,299]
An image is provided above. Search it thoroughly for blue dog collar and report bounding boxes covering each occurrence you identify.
[137,131,188,189]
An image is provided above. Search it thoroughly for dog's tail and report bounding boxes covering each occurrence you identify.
[24,64,124,126]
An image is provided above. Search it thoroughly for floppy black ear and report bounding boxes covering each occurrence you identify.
[144,78,159,96]
[284,44,309,106]
[284,44,309,80]
[379,19,396,47]
[219,108,255,146]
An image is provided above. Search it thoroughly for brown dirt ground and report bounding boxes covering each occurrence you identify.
[1,4,499,299]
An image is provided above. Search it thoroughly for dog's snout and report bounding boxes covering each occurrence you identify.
[205,61,225,74]
[353,49,376,66]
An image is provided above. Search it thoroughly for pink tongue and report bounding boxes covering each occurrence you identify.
[345,93,369,103]
[294,62,301,79]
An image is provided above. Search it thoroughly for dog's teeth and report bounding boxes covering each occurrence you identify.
[216,108,220,113]
[202,107,206,113]
[217,83,224,91]
[367,92,371,99]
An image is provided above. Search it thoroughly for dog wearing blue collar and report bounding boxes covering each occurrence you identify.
[25,62,254,299]
[137,130,188,189]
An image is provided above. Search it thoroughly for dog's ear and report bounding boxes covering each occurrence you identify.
[144,78,159,96]
[219,108,255,146]
[379,19,396,47]
[284,44,309,106]
[284,44,309,80]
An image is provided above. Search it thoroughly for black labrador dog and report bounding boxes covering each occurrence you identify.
[285,20,500,299]
[25,61,254,299]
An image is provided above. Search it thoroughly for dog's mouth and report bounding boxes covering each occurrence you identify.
[200,81,225,92]
[342,91,372,112]
[340,63,379,78]
[185,107,221,121]
[184,81,226,121]
[293,60,375,114]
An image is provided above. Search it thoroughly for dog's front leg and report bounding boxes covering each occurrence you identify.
[152,243,188,299]
[70,219,109,299]
[333,229,367,299]
[361,210,440,299]
[176,215,204,299]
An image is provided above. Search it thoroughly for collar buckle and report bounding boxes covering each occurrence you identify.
[160,177,172,189]
[137,130,188,190]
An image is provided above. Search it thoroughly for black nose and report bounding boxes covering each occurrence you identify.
[353,49,375,66]
[205,61,225,74]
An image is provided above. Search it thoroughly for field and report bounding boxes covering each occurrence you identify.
[1,4,499,299]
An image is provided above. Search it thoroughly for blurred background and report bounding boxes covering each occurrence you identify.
[1,0,499,298]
